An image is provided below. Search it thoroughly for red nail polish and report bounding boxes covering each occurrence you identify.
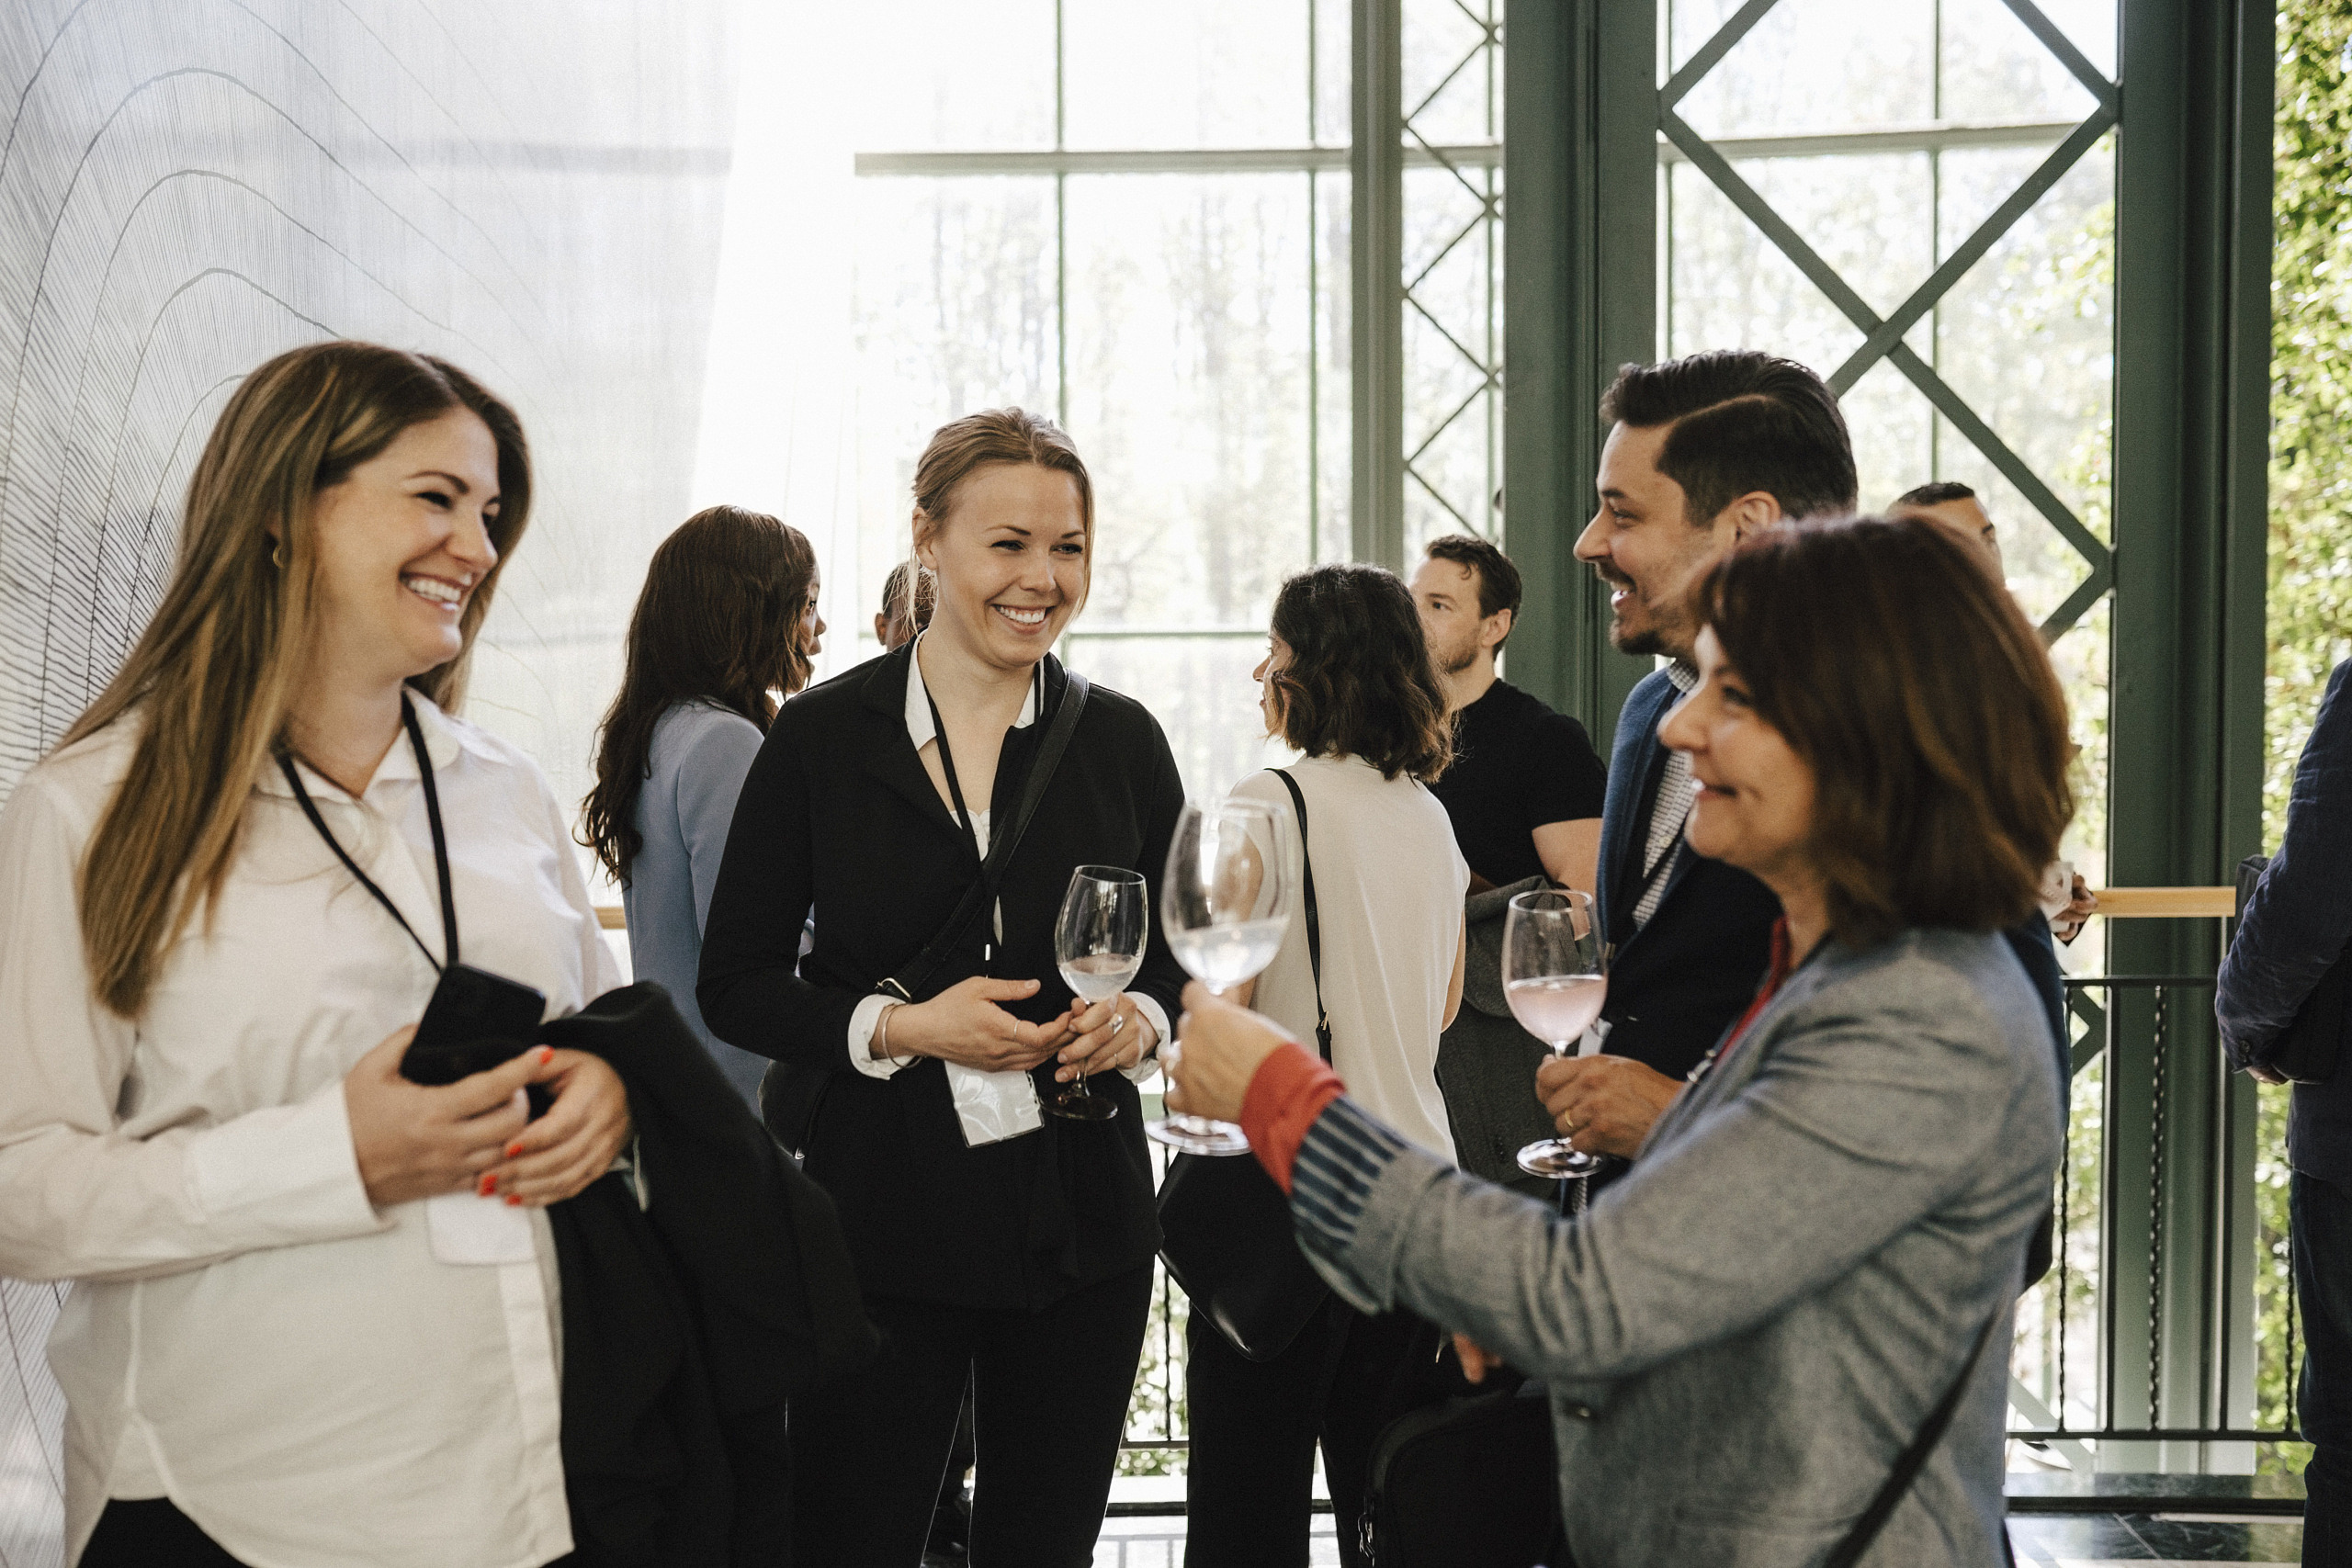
[505,1194,523,1206]
[505,1142,524,1158]
[536,1045,553,1065]
[478,1173,496,1197]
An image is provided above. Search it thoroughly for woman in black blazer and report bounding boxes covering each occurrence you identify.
[698,408,1186,1568]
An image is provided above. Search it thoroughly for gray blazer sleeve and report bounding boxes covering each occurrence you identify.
[1305,969,2051,1385]
[668,708,766,935]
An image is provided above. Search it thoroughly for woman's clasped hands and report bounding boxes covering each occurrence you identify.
[344,1026,633,1210]
[876,975,1159,1078]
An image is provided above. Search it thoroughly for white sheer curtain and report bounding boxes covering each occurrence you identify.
[690,1,866,691]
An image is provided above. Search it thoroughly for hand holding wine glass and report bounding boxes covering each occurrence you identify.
[1047,865,1146,1122]
[1506,889,1610,1190]
[1147,798,1294,1156]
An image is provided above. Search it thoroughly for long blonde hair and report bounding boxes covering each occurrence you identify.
[61,341,533,1017]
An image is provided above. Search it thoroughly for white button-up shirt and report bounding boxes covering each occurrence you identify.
[0,694,616,1568]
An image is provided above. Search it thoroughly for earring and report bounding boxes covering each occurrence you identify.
[270,538,286,570]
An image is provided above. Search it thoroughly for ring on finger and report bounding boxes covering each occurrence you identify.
[1109,1011,1125,1035]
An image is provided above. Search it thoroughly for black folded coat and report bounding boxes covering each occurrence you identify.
[540,983,879,1568]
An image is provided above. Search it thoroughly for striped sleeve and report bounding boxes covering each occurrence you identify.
[1292,1096,1413,1258]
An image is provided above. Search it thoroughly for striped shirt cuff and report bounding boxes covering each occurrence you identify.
[1291,1097,1412,1258]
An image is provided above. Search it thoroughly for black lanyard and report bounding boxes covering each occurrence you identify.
[924,660,1045,852]
[277,695,458,971]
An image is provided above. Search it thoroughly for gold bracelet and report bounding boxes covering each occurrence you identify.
[876,1000,905,1061]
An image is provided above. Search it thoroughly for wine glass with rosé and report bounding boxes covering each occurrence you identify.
[1504,889,1610,1190]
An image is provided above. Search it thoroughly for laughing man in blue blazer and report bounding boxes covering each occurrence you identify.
[1538,352,1859,1159]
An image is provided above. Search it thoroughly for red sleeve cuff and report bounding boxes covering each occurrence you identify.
[1240,1043,1346,1194]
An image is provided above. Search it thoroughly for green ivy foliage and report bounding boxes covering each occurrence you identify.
[2254,0,2352,1473]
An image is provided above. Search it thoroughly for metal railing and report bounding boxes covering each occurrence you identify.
[1119,918,2300,1474]
[2006,971,2297,1463]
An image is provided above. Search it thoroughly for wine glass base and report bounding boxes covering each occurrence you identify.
[1516,1138,1603,1179]
[1045,1089,1119,1122]
[1146,1116,1250,1156]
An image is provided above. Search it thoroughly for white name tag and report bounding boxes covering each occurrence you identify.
[425,1190,537,1265]
[947,1062,1042,1146]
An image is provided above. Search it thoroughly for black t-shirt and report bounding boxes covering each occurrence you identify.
[1429,679,1609,887]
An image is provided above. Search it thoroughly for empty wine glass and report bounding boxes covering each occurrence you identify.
[1506,889,1610,1199]
[1147,797,1294,1156]
[1049,865,1146,1122]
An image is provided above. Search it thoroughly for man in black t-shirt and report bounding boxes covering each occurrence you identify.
[1412,535,1608,892]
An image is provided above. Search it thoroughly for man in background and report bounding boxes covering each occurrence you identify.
[1413,533,1607,893]
[1893,479,2002,574]
[876,559,935,651]
[1411,534,1610,1187]
[1892,479,2098,952]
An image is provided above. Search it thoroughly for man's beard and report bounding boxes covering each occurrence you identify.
[1592,562,1677,657]
[1435,636,1481,676]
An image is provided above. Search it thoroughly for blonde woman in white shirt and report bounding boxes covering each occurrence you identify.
[0,342,630,1568]
[1184,562,1472,1568]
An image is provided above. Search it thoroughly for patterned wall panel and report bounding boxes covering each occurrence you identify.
[0,4,738,1562]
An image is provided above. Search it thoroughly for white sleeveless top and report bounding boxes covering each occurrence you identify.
[1232,755,1467,1160]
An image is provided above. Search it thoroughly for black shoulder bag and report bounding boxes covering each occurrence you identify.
[760,667,1093,1155]
[1157,768,1334,1362]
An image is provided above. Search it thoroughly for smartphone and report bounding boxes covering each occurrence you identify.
[401,964,548,1087]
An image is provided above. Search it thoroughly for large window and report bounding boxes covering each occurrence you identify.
[842,0,1499,800]
[1655,0,2120,1446]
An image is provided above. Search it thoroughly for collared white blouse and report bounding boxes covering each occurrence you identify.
[0,694,616,1568]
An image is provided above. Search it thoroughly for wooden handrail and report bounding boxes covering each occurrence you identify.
[2083,886,2237,919]
[587,886,2244,935]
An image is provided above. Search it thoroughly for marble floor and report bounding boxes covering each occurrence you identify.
[1089,1515,2304,1567]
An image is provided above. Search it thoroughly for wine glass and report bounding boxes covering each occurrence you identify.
[1049,865,1146,1122]
[1146,797,1294,1156]
[1506,889,1610,1200]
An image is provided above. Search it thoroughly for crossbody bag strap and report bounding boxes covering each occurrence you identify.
[1822,1304,2006,1568]
[1271,768,1332,1064]
[276,694,457,972]
[880,668,1093,1002]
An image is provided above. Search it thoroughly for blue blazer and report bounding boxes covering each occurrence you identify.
[1592,669,1782,1079]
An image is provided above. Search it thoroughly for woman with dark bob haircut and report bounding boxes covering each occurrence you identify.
[1184,561,1473,1568]
[1168,516,2070,1568]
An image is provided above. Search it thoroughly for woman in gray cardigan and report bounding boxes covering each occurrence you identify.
[1167,515,2073,1568]
[582,504,822,1103]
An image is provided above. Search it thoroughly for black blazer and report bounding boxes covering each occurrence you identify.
[698,644,1188,1312]
[1591,667,1782,1079]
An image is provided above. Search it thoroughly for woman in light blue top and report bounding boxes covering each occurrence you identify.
[583,504,823,1103]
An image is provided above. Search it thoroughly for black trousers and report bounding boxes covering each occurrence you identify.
[1183,1299,1465,1568]
[790,1264,1154,1567]
[2295,1172,2352,1566]
[82,1501,247,1568]
[81,1499,582,1567]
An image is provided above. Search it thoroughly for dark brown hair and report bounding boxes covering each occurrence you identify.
[1268,564,1452,782]
[1422,533,1522,649]
[1600,350,1858,525]
[582,505,816,883]
[62,341,529,1017]
[1690,513,2073,948]
[1895,479,1977,508]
